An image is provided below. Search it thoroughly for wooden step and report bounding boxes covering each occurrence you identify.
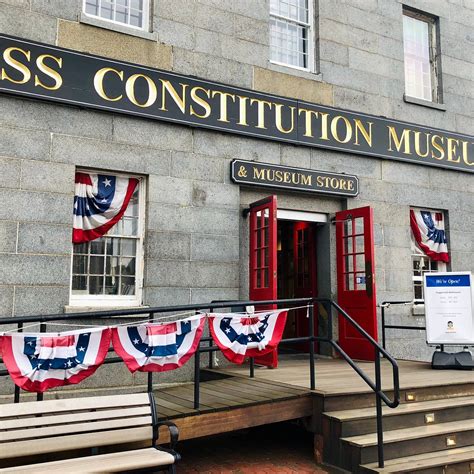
[324,395,474,436]
[360,445,474,473]
[340,419,474,469]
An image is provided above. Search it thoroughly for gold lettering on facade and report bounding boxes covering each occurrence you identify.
[93,67,124,102]
[250,98,272,129]
[462,141,473,166]
[388,127,411,155]
[1,47,31,84]
[447,138,461,163]
[237,95,249,126]
[301,175,312,186]
[354,119,373,147]
[126,73,157,108]
[159,79,188,113]
[190,86,211,119]
[34,54,62,91]
[319,112,330,140]
[298,108,319,137]
[237,165,248,178]
[431,134,445,160]
[414,131,431,158]
[331,115,353,143]
[211,90,236,123]
[274,103,296,134]
[253,168,265,180]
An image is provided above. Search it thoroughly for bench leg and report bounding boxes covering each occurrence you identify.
[168,464,177,474]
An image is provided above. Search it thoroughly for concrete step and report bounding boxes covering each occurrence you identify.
[340,419,474,470]
[360,445,474,473]
[324,395,474,436]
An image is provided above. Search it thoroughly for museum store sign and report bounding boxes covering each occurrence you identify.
[1,34,473,174]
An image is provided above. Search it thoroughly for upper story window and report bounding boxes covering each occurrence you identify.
[410,208,449,301]
[269,0,314,71]
[83,0,150,30]
[70,170,145,307]
[402,8,441,103]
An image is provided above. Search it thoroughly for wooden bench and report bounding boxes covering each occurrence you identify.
[0,392,180,473]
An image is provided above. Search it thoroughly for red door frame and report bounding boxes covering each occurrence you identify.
[249,196,278,367]
[335,206,377,361]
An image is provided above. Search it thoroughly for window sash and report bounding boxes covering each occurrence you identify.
[83,0,150,31]
[69,172,145,307]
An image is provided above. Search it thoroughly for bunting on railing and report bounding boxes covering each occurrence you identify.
[208,310,288,364]
[73,172,138,243]
[0,328,111,392]
[410,209,449,262]
[112,316,205,372]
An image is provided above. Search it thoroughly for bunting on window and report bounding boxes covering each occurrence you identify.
[112,316,205,372]
[208,310,288,364]
[73,172,138,243]
[410,209,449,263]
[0,328,111,392]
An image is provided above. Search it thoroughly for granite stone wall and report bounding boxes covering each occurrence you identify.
[0,0,472,392]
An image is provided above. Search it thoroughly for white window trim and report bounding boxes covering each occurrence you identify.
[82,0,151,33]
[269,0,315,73]
[69,171,146,308]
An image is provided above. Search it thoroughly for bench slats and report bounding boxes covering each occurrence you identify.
[0,447,175,473]
[1,406,151,430]
[0,426,152,459]
[0,393,149,419]
[1,415,152,442]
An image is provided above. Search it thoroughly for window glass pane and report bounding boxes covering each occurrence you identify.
[72,275,87,291]
[105,276,120,295]
[403,14,433,101]
[90,256,105,274]
[121,277,136,295]
[85,0,99,15]
[107,237,121,256]
[73,255,88,274]
[121,239,137,256]
[121,257,136,276]
[89,276,104,295]
[84,0,146,29]
[90,239,105,255]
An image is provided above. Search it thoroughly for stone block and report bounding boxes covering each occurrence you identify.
[0,124,50,161]
[191,287,239,304]
[146,260,192,287]
[442,55,474,83]
[450,230,474,253]
[0,286,14,318]
[253,67,334,105]
[17,223,72,255]
[0,157,20,189]
[171,151,226,183]
[0,220,17,253]
[156,18,195,50]
[192,182,240,209]
[447,210,474,233]
[144,286,191,307]
[154,0,196,26]
[382,225,411,248]
[0,189,72,224]
[147,204,193,233]
[443,74,474,101]
[148,175,193,206]
[194,3,234,34]
[21,160,75,194]
[454,112,474,136]
[31,0,80,20]
[146,231,191,260]
[333,88,392,117]
[112,116,193,153]
[348,48,404,81]
[0,254,70,285]
[280,145,311,168]
[191,233,239,262]
[450,251,474,273]
[0,3,57,43]
[194,28,222,56]
[14,285,70,316]
[171,47,196,77]
[189,261,239,288]
[233,14,268,45]
[220,36,268,67]
[51,135,170,176]
[319,39,349,66]
[0,96,113,140]
[57,20,172,70]
[382,161,428,187]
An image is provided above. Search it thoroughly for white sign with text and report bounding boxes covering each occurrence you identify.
[424,272,474,345]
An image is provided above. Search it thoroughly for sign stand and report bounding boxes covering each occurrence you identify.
[424,272,474,370]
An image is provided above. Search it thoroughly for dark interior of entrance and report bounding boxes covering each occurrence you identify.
[277,220,318,352]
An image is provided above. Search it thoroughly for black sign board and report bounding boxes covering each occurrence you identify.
[231,160,359,197]
[0,34,473,173]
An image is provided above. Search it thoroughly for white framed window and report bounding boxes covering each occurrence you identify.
[403,8,440,103]
[83,0,150,31]
[269,0,314,71]
[70,171,145,307]
[410,208,448,302]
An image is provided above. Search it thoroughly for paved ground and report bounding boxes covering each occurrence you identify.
[178,421,332,473]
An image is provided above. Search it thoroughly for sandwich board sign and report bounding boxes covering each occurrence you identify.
[424,272,474,345]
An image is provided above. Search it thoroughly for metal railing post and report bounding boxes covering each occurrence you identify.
[308,303,315,391]
[381,305,386,350]
[375,350,384,468]
[13,322,23,403]
[249,357,255,378]
[147,312,155,393]
[194,342,201,410]
[37,323,46,402]
[209,306,214,369]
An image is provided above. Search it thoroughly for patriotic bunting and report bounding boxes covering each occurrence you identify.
[0,328,111,392]
[208,310,288,364]
[112,316,205,372]
[73,172,138,243]
[410,209,449,263]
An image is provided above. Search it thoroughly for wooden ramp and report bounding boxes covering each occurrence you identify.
[154,374,313,442]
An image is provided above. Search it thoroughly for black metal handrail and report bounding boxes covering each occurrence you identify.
[0,296,399,468]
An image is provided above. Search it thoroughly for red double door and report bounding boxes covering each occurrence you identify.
[248,196,378,364]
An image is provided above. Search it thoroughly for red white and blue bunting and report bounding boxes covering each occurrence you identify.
[0,328,111,393]
[410,209,450,263]
[72,172,138,243]
[208,310,288,364]
[112,316,205,373]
